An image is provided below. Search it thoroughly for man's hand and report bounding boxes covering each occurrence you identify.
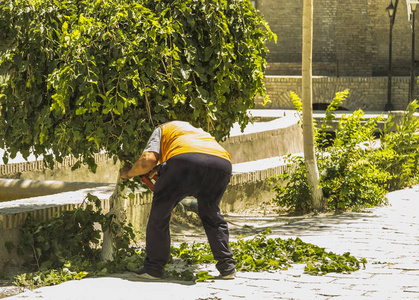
[148,165,159,179]
[119,151,159,180]
[120,165,132,180]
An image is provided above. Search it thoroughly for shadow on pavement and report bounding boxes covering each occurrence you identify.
[109,272,197,286]
[225,209,380,239]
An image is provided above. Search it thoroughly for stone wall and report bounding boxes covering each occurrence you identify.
[1,118,304,180]
[257,0,419,77]
[0,188,154,275]
[220,117,303,164]
[0,153,120,183]
[257,76,416,111]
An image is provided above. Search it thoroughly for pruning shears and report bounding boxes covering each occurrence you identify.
[140,173,159,191]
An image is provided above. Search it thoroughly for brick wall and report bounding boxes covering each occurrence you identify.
[257,76,415,111]
[258,0,419,77]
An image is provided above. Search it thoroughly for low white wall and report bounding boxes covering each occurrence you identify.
[221,115,303,164]
[1,116,303,181]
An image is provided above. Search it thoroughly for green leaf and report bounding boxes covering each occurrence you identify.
[126,262,138,272]
[196,271,214,282]
[204,47,213,61]
[5,241,15,254]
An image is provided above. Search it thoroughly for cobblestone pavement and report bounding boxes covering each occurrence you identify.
[3,185,419,300]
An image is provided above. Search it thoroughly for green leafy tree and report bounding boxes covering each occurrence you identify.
[0,0,275,260]
[0,0,274,167]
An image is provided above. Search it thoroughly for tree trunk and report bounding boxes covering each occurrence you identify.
[101,176,127,261]
[302,0,324,211]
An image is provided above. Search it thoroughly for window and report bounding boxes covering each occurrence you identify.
[251,0,257,9]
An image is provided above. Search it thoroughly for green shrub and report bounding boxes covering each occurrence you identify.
[269,155,312,214]
[13,194,144,288]
[270,94,419,213]
[378,101,419,190]
[320,148,390,210]
[318,109,390,210]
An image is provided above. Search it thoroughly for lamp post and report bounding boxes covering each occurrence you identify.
[385,1,395,111]
[410,1,419,102]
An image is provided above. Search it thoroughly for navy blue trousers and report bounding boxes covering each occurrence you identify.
[143,153,236,277]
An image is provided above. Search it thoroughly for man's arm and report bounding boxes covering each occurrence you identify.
[120,151,159,180]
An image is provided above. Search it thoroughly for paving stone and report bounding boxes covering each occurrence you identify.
[3,185,419,299]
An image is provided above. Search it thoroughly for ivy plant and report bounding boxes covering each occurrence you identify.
[15,194,139,272]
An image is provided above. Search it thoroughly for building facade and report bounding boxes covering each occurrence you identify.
[255,0,419,77]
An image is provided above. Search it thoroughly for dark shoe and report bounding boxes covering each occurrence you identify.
[133,267,161,280]
[220,269,236,279]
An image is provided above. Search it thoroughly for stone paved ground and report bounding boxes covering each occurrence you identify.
[2,185,419,300]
